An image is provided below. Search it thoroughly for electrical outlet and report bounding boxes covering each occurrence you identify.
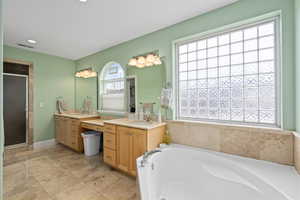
[39,102,44,108]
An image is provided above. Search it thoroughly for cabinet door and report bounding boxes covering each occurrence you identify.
[55,117,61,142]
[62,118,71,146]
[129,130,147,175]
[55,117,65,144]
[117,127,131,172]
[69,127,77,149]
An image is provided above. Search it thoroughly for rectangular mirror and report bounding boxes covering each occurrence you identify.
[75,61,166,117]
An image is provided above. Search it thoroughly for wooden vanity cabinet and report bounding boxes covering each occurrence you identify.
[55,115,96,152]
[117,126,147,175]
[103,123,165,176]
[103,124,117,167]
[55,116,65,144]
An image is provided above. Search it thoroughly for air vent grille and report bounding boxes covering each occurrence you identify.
[17,43,34,49]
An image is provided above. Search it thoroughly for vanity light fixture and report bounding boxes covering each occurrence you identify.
[128,52,162,68]
[75,68,97,78]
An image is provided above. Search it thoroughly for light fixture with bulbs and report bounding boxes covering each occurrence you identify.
[128,52,162,68]
[27,39,37,44]
[79,0,88,2]
[75,68,97,78]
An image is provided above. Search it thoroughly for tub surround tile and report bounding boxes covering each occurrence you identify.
[167,121,294,166]
[167,121,188,145]
[294,132,300,174]
[258,132,294,165]
[186,124,221,151]
[220,129,261,159]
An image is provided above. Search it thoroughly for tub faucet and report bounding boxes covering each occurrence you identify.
[140,149,162,168]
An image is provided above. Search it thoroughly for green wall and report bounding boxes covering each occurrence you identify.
[76,0,295,130]
[0,0,3,198]
[3,45,76,142]
[296,0,300,131]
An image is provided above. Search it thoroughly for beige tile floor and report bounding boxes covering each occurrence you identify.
[4,144,139,200]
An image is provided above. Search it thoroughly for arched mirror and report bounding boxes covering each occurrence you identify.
[99,62,126,113]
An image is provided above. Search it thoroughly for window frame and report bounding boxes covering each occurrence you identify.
[173,15,281,128]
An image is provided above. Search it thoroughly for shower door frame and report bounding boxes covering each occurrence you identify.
[3,73,28,148]
[4,59,34,150]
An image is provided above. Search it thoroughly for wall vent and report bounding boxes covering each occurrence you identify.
[17,43,34,49]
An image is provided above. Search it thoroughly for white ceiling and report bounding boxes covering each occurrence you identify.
[4,0,238,60]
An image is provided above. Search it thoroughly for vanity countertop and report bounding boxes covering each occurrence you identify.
[103,118,166,130]
[54,113,99,119]
[81,119,105,126]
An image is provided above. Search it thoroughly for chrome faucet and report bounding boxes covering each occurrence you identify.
[140,149,162,167]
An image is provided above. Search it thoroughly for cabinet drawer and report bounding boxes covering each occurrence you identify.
[71,124,78,131]
[97,126,104,132]
[104,133,116,150]
[104,148,116,166]
[70,134,77,147]
[71,119,80,125]
[104,124,116,134]
[81,123,98,131]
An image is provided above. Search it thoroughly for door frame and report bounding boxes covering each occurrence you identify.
[3,58,34,149]
[126,75,137,113]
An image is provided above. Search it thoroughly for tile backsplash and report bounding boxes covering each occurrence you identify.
[167,121,294,166]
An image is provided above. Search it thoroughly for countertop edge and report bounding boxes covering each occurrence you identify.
[54,113,99,119]
[81,120,104,126]
[103,121,166,130]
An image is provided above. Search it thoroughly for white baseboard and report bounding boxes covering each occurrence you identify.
[33,139,56,149]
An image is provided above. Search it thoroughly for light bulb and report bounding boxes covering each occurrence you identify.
[128,58,137,66]
[145,62,153,67]
[146,54,155,63]
[137,56,146,65]
[91,72,97,77]
[83,70,89,76]
[136,63,144,68]
[154,57,162,65]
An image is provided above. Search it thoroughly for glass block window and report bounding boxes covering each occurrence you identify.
[176,19,279,126]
